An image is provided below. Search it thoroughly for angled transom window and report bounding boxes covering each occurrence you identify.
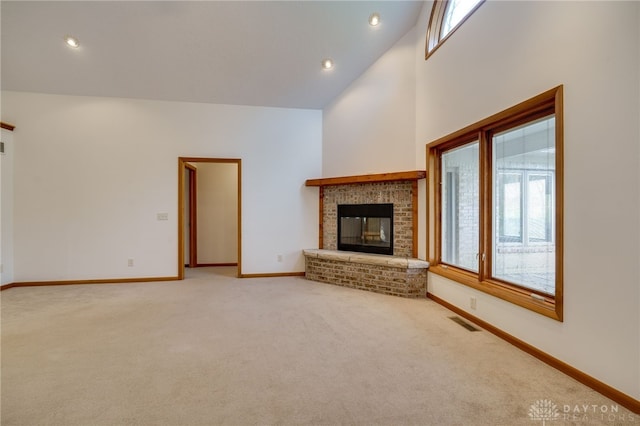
[426,86,564,321]
[426,0,484,59]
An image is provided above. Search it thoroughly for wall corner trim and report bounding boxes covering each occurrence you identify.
[239,272,305,278]
[1,276,180,290]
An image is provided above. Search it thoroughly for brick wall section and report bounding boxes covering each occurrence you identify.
[305,257,427,298]
[323,181,414,257]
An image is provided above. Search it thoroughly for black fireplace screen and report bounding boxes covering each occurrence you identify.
[337,203,393,255]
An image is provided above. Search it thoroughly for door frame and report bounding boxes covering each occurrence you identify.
[178,157,242,279]
[185,162,197,268]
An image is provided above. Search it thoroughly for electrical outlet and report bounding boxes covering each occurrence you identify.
[470,297,477,310]
[128,258,134,267]
[157,212,169,221]
[277,254,283,262]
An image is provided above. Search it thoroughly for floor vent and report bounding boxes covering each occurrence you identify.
[449,316,480,332]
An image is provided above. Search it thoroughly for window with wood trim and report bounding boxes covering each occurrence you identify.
[426,0,484,59]
[426,86,563,321]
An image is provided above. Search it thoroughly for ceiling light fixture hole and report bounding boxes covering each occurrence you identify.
[369,13,380,26]
[64,36,80,49]
[321,58,334,70]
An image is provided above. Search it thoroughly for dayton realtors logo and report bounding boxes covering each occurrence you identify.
[529,399,560,425]
[529,399,636,424]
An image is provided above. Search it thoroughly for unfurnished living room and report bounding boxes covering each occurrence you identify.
[1,1,639,425]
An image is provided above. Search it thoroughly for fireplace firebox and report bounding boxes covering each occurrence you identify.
[337,203,393,255]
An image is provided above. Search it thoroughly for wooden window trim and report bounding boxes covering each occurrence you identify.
[425,0,486,60]
[426,86,563,321]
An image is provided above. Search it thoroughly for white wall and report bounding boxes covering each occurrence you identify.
[1,91,321,280]
[196,162,237,264]
[322,0,640,401]
[1,128,14,284]
[638,2,640,388]
[322,27,417,177]
[417,0,640,400]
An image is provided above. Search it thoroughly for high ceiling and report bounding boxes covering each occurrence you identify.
[1,1,423,109]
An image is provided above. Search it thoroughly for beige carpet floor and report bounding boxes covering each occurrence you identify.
[1,267,637,425]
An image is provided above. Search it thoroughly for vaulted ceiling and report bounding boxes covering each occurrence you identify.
[1,1,423,109]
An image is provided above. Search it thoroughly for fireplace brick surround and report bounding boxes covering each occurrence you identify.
[304,171,429,298]
[323,182,413,257]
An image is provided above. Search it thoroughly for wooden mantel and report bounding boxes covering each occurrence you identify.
[1,122,16,131]
[305,170,426,187]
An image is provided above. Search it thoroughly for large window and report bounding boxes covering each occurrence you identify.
[492,117,556,296]
[426,0,484,59]
[426,86,563,320]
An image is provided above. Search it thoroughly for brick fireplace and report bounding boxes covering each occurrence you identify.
[304,171,429,298]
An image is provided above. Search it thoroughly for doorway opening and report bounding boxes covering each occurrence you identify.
[178,157,241,279]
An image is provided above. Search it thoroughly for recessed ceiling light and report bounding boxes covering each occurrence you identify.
[321,58,334,70]
[64,36,80,49]
[369,12,380,26]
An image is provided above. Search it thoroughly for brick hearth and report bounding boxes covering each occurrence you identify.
[304,249,429,298]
